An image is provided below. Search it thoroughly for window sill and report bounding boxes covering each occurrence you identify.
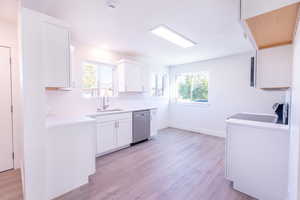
[173,101,211,107]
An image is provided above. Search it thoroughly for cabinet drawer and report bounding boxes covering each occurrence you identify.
[96,112,132,123]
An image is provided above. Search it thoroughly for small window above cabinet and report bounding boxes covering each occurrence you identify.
[42,21,71,89]
[82,62,116,98]
[151,73,168,97]
[117,60,145,93]
[257,44,293,89]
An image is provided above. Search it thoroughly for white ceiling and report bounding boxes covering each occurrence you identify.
[0,0,18,23]
[23,0,254,66]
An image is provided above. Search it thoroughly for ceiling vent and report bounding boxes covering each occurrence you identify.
[106,0,119,8]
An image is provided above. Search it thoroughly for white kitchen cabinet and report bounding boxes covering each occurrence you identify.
[257,44,293,89]
[96,112,132,155]
[117,119,133,147]
[241,0,300,19]
[42,20,71,88]
[97,121,116,154]
[46,118,96,199]
[117,60,144,92]
[226,115,289,200]
[150,109,158,137]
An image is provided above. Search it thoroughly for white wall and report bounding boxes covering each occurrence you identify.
[20,8,47,200]
[46,42,169,130]
[0,19,23,169]
[288,19,300,200]
[169,52,286,137]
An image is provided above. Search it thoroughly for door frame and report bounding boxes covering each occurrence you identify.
[0,45,15,170]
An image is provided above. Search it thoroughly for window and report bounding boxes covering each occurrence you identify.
[151,73,167,97]
[175,72,209,103]
[82,62,115,97]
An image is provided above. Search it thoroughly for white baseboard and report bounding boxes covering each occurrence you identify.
[167,123,226,138]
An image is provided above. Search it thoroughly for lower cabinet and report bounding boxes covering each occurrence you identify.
[97,121,117,154]
[150,109,158,137]
[117,119,133,147]
[96,113,132,155]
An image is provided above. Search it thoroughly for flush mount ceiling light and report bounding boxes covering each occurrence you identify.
[150,25,196,48]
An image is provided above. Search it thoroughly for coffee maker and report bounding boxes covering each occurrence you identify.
[272,103,289,124]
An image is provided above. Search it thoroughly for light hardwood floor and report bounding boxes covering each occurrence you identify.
[0,128,255,200]
[0,169,23,200]
[56,128,255,200]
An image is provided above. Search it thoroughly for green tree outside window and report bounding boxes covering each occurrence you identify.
[177,72,208,103]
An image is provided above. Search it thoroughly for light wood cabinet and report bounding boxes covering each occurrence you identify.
[241,0,299,20]
[257,44,293,89]
[241,1,299,50]
[117,60,144,92]
[42,21,71,88]
[96,113,132,155]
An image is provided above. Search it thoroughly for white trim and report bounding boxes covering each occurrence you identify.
[174,101,210,107]
[173,71,209,103]
[168,124,225,138]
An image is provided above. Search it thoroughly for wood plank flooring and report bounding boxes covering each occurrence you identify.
[0,169,23,200]
[56,128,255,200]
[0,128,255,200]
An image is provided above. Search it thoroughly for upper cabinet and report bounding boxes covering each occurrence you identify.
[241,0,299,49]
[117,60,144,93]
[241,0,299,89]
[257,44,293,89]
[42,22,71,88]
[241,0,300,20]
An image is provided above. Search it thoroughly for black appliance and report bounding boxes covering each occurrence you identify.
[250,57,256,87]
[273,103,289,125]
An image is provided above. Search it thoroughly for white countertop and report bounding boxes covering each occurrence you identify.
[46,107,157,128]
[226,117,289,131]
[46,115,96,128]
[87,106,157,118]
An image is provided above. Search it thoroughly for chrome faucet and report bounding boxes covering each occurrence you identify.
[97,95,109,112]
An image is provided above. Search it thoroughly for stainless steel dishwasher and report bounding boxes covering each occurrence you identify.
[132,110,151,144]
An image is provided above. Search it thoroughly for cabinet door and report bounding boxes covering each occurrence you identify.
[97,121,117,154]
[257,45,292,89]
[150,109,158,137]
[42,22,70,88]
[117,119,132,147]
[125,64,143,92]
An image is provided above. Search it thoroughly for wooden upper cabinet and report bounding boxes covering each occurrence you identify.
[241,0,300,50]
[241,1,298,89]
[241,0,300,20]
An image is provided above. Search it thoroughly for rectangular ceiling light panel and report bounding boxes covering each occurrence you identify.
[151,25,196,48]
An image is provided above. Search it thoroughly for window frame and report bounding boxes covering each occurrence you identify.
[82,60,117,98]
[174,71,209,105]
[151,72,168,97]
